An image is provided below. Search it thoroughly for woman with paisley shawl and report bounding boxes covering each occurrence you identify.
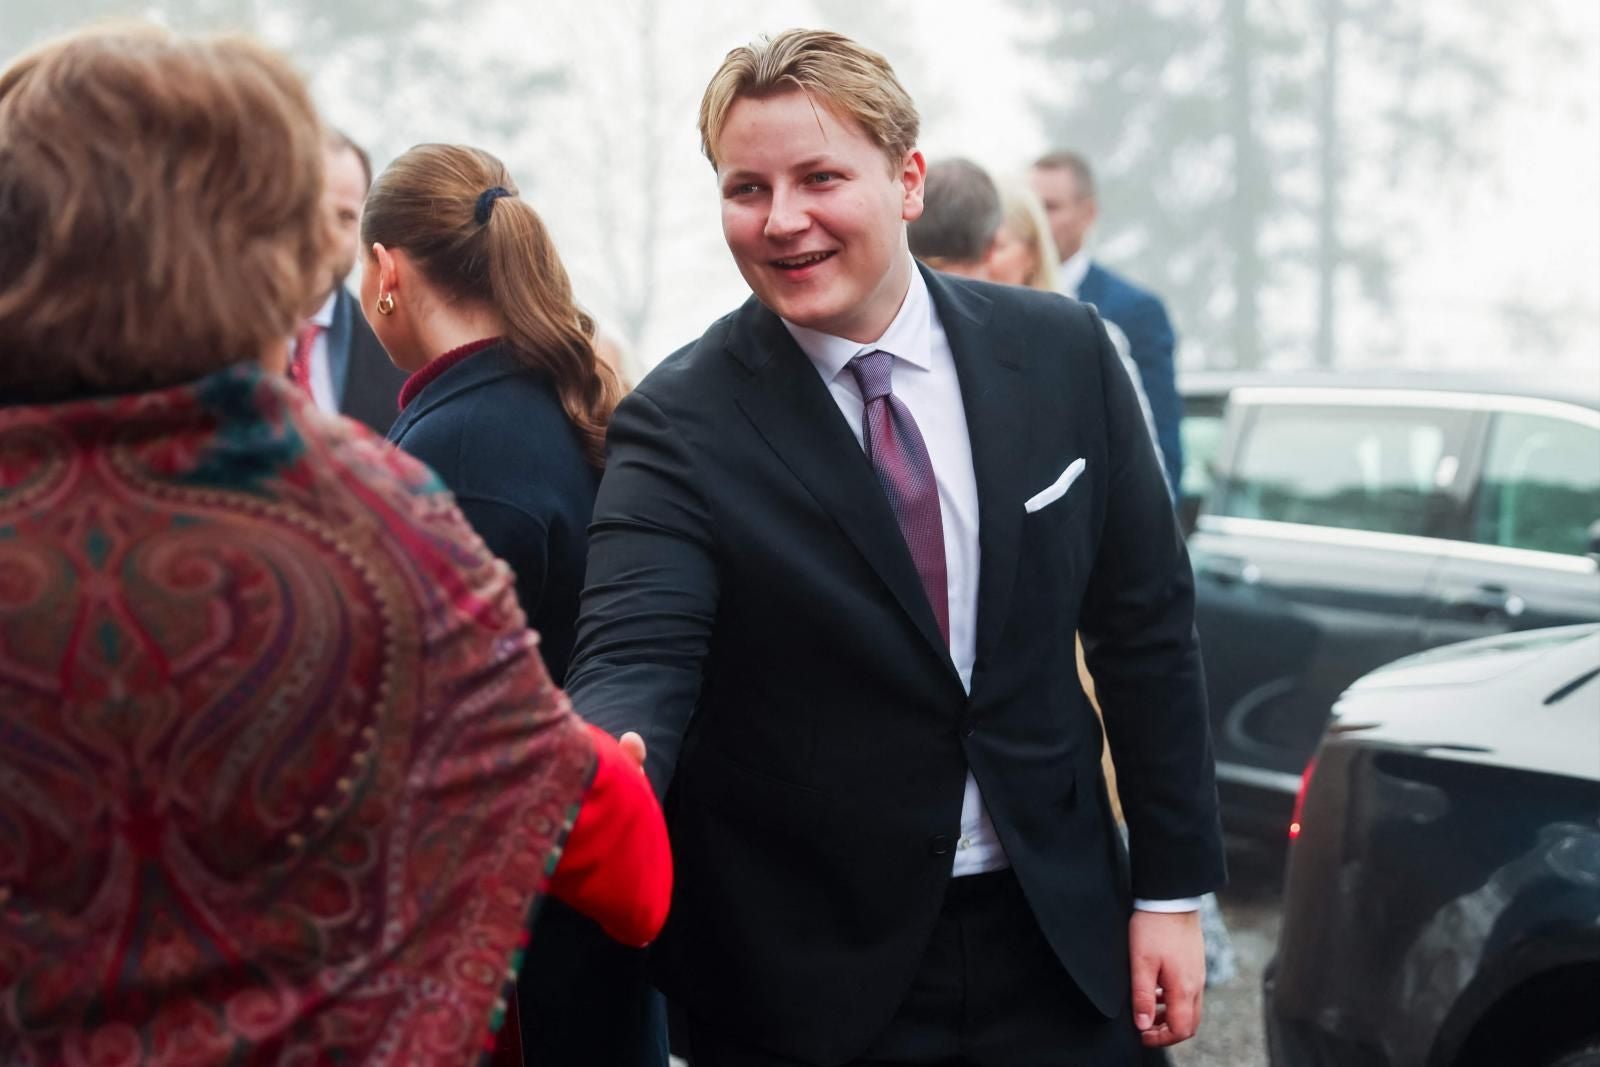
[0,24,669,1065]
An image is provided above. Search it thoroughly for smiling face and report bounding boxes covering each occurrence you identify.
[715,89,925,343]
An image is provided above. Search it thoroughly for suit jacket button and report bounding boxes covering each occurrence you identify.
[963,722,976,738]
[928,834,954,856]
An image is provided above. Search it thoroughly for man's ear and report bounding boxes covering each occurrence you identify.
[900,149,927,223]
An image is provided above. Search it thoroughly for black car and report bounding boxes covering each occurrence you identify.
[1265,624,1600,1067]
[1184,376,1600,837]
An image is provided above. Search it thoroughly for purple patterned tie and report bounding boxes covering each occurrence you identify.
[848,349,950,645]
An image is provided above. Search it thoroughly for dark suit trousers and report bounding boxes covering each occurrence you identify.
[687,870,1142,1067]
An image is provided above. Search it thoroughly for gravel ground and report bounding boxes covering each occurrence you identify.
[1171,840,1287,1067]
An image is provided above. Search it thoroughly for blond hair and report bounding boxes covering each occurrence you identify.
[1000,182,1062,292]
[361,144,621,468]
[0,25,325,400]
[698,29,919,171]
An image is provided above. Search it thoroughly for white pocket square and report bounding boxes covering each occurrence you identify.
[1024,458,1087,513]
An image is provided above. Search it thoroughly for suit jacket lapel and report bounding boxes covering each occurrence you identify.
[729,298,957,675]
[922,268,1029,675]
[326,288,355,406]
[1077,261,1106,305]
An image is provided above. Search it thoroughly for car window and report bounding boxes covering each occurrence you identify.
[1472,412,1600,557]
[1180,410,1226,502]
[1215,404,1460,536]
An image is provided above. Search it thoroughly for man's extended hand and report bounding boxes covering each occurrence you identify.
[618,731,648,773]
[1129,909,1205,1048]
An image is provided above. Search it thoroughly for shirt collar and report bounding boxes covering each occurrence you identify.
[1058,248,1091,298]
[310,287,339,329]
[781,256,933,382]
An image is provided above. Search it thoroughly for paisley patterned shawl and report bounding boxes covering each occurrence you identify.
[0,366,594,1065]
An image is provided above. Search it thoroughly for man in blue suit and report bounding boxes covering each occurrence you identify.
[1032,152,1183,497]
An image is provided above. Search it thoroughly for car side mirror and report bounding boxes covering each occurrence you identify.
[1588,518,1600,562]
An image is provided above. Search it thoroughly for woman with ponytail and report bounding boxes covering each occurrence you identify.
[364,144,620,678]
[361,144,666,1067]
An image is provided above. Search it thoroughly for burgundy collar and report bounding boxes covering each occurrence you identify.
[398,337,503,411]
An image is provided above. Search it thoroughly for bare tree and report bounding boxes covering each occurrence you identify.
[1019,0,1305,368]
[1019,0,1579,369]
[1306,0,1576,366]
[1,0,563,175]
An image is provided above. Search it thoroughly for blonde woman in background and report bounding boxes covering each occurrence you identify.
[989,181,1062,292]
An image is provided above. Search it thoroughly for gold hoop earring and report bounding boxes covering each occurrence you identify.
[376,292,395,316]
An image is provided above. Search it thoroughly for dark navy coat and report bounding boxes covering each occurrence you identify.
[1078,261,1184,496]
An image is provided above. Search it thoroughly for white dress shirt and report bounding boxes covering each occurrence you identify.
[1058,247,1092,300]
[784,263,1004,877]
[783,258,1196,910]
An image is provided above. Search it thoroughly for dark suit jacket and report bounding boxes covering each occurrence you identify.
[330,287,409,436]
[387,344,667,1067]
[566,266,1224,1065]
[1077,262,1184,496]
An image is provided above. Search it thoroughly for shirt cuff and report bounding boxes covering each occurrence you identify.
[1134,896,1202,913]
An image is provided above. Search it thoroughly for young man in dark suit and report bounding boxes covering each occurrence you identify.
[567,29,1223,1066]
[288,131,408,435]
[1031,152,1184,498]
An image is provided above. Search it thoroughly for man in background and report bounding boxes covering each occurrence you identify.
[906,157,1002,278]
[1032,151,1184,497]
[289,130,408,434]
[914,156,1164,483]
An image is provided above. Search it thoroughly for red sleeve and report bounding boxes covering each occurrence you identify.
[546,724,672,946]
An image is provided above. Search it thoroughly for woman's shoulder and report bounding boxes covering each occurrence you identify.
[396,363,594,504]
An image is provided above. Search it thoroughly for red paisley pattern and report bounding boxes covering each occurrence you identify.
[0,367,594,1065]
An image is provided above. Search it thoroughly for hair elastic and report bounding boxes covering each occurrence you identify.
[474,186,512,225]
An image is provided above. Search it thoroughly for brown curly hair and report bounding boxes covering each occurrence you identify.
[0,25,325,401]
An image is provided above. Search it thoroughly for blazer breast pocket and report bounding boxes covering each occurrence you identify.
[1023,458,1086,514]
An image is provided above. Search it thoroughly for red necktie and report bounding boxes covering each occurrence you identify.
[848,349,950,645]
[289,322,323,393]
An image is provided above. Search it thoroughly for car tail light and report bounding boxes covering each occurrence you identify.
[1288,755,1318,841]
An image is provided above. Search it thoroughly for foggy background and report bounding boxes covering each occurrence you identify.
[4,0,1596,386]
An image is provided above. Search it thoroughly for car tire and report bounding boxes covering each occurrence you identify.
[1545,1041,1600,1067]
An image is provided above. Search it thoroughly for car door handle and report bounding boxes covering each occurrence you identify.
[1198,555,1261,586]
[1439,583,1526,619]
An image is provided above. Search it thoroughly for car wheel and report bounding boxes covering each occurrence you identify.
[1545,1041,1600,1067]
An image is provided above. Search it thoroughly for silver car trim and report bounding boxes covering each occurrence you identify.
[1228,388,1600,426]
[1196,516,1599,575]
[1216,762,1304,795]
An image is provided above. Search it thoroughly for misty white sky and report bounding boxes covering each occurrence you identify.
[9,0,1598,383]
[434,0,1597,383]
